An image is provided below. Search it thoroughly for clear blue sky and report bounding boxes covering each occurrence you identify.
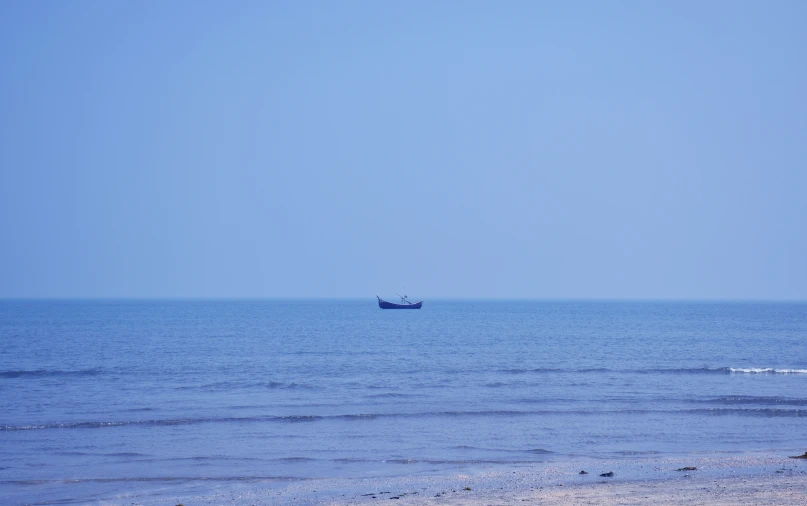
[1,1,805,299]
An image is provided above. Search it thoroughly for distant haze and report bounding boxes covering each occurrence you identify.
[1,1,805,299]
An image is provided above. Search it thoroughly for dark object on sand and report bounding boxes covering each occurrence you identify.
[377,295,423,309]
[579,470,588,474]
[676,466,697,471]
[789,452,807,459]
[600,471,614,477]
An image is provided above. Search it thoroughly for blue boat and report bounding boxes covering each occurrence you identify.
[377,294,422,309]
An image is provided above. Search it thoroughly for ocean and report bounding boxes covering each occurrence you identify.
[1,299,806,504]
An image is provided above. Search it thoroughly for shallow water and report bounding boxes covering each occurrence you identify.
[1,299,806,504]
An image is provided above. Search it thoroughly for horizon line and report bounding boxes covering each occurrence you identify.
[1,296,806,303]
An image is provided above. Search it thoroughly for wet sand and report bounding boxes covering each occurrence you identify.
[136,452,807,505]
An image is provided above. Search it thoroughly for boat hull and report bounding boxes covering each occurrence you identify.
[377,298,422,309]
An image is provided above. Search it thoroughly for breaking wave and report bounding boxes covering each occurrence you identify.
[696,396,807,406]
[495,367,807,375]
[726,368,807,374]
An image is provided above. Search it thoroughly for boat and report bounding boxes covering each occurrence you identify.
[377,294,422,309]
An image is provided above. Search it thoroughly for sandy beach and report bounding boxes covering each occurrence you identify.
[131,452,807,505]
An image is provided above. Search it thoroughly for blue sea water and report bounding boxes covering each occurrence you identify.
[1,299,806,504]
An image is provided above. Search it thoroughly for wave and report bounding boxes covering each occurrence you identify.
[687,408,807,417]
[500,368,565,374]
[8,405,807,432]
[0,369,104,379]
[333,457,553,465]
[652,367,807,375]
[0,411,531,431]
[448,445,554,454]
[155,455,267,463]
[726,368,807,374]
[0,475,306,485]
[268,457,318,463]
[175,381,318,391]
[55,451,147,457]
[495,366,807,375]
[364,393,418,399]
[695,396,807,406]
[0,414,335,431]
[524,448,554,454]
[381,458,549,465]
[8,366,801,383]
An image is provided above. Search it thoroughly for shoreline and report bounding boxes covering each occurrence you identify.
[131,451,807,505]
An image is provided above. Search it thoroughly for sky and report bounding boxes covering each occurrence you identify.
[1,1,805,300]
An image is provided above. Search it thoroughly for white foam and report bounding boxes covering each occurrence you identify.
[728,367,807,374]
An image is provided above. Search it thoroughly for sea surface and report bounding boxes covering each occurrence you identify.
[1,299,806,504]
